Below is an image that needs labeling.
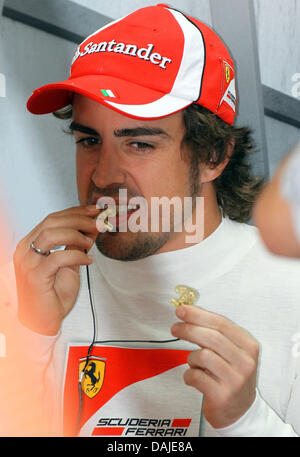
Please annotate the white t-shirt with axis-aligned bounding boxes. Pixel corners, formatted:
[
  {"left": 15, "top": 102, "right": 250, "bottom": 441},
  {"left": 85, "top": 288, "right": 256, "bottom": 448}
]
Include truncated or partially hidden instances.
[{"left": 1, "top": 217, "right": 300, "bottom": 437}]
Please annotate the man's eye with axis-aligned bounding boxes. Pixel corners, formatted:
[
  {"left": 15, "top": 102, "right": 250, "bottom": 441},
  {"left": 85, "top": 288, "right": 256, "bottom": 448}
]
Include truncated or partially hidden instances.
[
  {"left": 130, "top": 141, "right": 154, "bottom": 151},
  {"left": 76, "top": 137, "right": 100, "bottom": 148}
]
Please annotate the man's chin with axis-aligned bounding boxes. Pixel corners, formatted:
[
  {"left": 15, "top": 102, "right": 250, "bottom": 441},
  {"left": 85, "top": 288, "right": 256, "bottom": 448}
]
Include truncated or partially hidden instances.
[{"left": 94, "top": 230, "right": 170, "bottom": 261}]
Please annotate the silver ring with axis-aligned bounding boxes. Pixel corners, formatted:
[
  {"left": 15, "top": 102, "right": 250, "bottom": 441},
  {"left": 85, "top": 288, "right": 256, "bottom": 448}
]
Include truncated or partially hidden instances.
[{"left": 30, "top": 241, "right": 51, "bottom": 257}]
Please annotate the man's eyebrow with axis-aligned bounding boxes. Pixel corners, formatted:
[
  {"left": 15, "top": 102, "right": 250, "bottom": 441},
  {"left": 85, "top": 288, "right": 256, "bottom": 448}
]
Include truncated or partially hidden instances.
[
  {"left": 68, "top": 121, "right": 100, "bottom": 136},
  {"left": 114, "top": 127, "right": 170, "bottom": 138},
  {"left": 68, "top": 122, "right": 170, "bottom": 138}
]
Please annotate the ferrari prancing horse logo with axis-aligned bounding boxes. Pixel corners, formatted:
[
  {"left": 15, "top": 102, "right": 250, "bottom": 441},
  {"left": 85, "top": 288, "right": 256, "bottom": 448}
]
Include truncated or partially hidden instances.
[{"left": 79, "top": 356, "right": 106, "bottom": 399}]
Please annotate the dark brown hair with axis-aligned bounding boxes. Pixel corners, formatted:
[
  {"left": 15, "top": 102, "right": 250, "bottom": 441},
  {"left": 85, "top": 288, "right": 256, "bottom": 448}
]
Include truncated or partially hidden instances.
[
  {"left": 182, "top": 104, "right": 264, "bottom": 222},
  {"left": 54, "top": 103, "right": 263, "bottom": 223}
]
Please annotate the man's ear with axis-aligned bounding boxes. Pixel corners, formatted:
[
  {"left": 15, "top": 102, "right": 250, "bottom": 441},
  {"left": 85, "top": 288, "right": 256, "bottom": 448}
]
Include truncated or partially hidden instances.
[{"left": 201, "top": 139, "right": 235, "bottom": 183}]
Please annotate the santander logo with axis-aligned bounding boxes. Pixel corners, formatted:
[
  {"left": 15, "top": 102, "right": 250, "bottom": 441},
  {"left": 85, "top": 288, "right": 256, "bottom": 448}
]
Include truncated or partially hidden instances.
[{"left": 71, "top": 40, "right": 173, "bottom": 69}]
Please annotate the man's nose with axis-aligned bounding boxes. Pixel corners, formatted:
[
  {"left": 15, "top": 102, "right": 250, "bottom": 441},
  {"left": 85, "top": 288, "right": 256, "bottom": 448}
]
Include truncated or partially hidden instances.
[{"left": 92, "top": 143, "right": 126, "bottom": 188}]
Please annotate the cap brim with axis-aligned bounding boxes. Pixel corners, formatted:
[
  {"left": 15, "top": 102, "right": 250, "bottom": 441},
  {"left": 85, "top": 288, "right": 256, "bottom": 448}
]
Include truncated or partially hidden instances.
[{"left": 27, "top": 75, "right": 192, "bottom": 120}]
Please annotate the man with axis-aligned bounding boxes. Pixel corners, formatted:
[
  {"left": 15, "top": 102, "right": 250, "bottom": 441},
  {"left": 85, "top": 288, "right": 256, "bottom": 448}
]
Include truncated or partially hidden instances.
[
  {"left": 254, "top": 143, "right": 300, "bottom": 258},
  {"left": 8, "top": 4, "right": 300, "bottom": 437}
]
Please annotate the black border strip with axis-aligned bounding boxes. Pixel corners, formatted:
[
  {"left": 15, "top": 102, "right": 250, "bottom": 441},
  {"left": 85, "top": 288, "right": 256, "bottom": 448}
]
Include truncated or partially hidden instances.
[
  {"left": 2, "top": 0, "right": 111, "bottom": 44},
  {"left": 263, "top": 85, "right": 300, "bottom": 129},
  {"left": 2, "top": 5, "right": 85, "bottom": 43}
]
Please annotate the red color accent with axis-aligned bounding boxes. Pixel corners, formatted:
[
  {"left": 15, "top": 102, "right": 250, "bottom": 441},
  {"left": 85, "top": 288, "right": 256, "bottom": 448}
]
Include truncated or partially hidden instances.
[
  {"left": 171, "top": 418, "right": 192, "bottom": 428},
  {"left": 191, "top": 19, "right": 235, "bottom": 125},
  {"left": 63, "top": 345, "right": 190, "bottom": 437},
  {"left": 92, "top": 427, "right": 124, "bottom": 436}
]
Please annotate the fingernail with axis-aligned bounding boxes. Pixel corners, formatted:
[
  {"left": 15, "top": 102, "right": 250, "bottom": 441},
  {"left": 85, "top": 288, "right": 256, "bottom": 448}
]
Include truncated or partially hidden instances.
[{"left": 88, "top": 255, "right": 94, "bottom": 263}]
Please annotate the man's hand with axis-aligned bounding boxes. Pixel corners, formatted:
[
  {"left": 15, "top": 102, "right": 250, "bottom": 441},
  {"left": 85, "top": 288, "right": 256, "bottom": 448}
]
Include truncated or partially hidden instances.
[
  {"left": 13, "top": 205, "right": 100, "bottom": 336},
  {"left": 171, "top": 305, "right": 259, "bottom": 429}
]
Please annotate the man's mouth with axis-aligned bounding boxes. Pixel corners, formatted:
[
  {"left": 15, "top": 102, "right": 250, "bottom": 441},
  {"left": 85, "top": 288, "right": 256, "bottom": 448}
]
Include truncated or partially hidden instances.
[
  {"left": 96, "top": 202, "right": 140, "bottom": 214},
  {"left": 96, "top": 203, "right": 140, "bottom": 232}
]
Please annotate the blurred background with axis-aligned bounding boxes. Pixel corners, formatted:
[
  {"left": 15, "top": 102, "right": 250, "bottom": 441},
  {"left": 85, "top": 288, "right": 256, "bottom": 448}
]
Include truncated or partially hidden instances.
[{"left": 0, "top": 0, "right": 299, "bottom": 260}]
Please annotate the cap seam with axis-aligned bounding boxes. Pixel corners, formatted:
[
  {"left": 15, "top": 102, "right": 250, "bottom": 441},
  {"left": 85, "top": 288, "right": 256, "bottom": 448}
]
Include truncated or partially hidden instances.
[{"left": 166, "top": 6, "right": 206, "bottom": 102}]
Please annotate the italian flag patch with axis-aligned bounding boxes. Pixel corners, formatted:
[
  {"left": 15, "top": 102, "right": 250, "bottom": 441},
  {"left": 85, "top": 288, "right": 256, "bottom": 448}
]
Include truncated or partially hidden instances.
[{"left": 101, "top": 89, "right": 116, "bottom": 98}]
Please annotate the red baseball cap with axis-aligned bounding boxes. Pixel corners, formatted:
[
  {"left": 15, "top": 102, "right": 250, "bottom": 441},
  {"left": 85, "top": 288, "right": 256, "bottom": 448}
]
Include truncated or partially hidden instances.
[{"left": 27, "top": 4, "right": 237, "bottom": 124}]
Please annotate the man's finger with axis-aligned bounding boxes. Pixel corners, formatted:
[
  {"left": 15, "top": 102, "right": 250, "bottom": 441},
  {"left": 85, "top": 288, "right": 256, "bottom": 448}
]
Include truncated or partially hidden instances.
[
  {"left": 171, "top": 322, "right": 245, "bottom": 367},
  {"left": 31, "top": 249, "right": 93, "bottom": 280},
  {"left": 175, "top": 305, "right": 258, "bottom": 356},
  {"left": 21, "top": 205, "right": 100, "bottom": 242},
  {"left": 183, "top": 366, "right": 217, "bottom": 396},
  {"left": 27, "top": 228, "right": 94, "bottom": 256}
]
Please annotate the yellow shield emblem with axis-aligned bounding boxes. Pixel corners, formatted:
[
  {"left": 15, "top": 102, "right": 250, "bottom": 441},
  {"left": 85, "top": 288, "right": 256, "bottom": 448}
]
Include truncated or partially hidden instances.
[
  {"left": 225, "top": 65, "right": 230, "bottom": 83},
  {"left": 79, "top": 356, "right": 106, "bottom": 399}
]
